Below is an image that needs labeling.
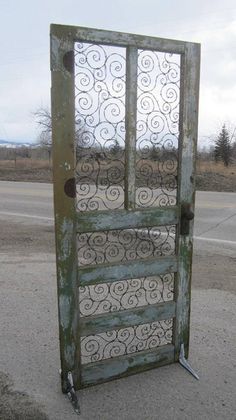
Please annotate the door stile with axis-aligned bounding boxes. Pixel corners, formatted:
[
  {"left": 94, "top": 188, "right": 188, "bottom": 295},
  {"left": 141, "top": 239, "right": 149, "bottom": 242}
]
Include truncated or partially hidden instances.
[
  {"left": 174, "top": 42, "right": 201, "bottom": 360},
  {"left": 125, "top": 46, "right": 138, "bottom": 210},
  {"left": 50, "top": 29, "right": 80, "bottom": 391},
  {"left": 51, "top": 24, "right": 200, "bottom": 396}
]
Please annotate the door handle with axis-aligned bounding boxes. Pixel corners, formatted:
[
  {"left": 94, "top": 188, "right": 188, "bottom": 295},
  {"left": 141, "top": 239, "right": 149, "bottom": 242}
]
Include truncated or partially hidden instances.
[{"left": 180, "top": 203, "right": 194, "bottom": 235}]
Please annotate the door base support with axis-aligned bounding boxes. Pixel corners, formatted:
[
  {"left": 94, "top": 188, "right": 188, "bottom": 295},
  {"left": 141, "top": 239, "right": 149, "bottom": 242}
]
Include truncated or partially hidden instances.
[
  {"left": 179, "top": 343, "right": 199, "bottom": 380},
  {"left": 59, "top": 370, "right": 80, "bottom": 414}
]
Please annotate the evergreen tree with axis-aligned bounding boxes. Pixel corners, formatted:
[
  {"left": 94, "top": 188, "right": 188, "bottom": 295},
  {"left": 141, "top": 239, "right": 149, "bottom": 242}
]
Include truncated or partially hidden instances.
[
  {"left": 111, "top": 139, "right": 123, "bottom": 157},
  {"left": 214, "top": 124, "right": 232, "bottom": 167}
]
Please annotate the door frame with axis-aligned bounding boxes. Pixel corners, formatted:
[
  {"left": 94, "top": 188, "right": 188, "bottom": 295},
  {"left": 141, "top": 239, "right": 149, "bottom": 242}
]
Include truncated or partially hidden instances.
[{"left": 50, "top": 24, "right": 200, "bottom": 392}]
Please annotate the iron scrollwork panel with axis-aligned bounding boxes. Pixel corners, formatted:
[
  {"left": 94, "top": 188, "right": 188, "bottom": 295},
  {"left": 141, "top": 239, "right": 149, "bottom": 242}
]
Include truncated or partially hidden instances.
[
  {"left": 81, "top": 319, "right": 173, "bottom": 364},
  {"left": 74, "top": 42, "right": 126, "bottom": 211},
  {"left": 79, "top": 273, "right": 174, "bottom": 317},
  {"left": 77, "top": 225, "right": 176, "bottom": 266},
  {"left": 136, "top": 50, "right": 180, "bottom": 208},
  {"left": 75, "top": 44, "right": 179, "bottom": 370}
]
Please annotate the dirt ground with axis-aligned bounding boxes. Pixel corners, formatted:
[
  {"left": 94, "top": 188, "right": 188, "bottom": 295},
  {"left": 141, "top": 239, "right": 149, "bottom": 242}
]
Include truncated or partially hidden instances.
[
  {"left": 0, "top": 372, "right": 48, "bottom": 420},
  {"left": 0, "top": 160, "right": 236, "bottom": 418},
  {"left": 0, "top": 220, "right": 236, "bottom": 419}
]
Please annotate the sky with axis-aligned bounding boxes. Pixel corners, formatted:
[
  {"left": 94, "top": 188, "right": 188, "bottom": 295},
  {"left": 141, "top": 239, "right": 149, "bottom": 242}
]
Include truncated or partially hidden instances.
[{"left": 1, "top": 0, "right": 236, "bottom": 147}]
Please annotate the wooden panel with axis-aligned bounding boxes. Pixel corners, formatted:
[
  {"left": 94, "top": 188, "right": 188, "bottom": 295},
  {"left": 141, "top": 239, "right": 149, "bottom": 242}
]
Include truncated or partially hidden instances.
[
  {"left": 77, "top": 206, "right": 178, "bottom": 232},
  {"left": 80, "top": 301, "right": 175, "bottom": 336},
  {"left": 125, "top": 46, "right": 137, "bottom": 209},
  {"left": 51, "top": 32, "right": 80, "bottom": 392},
  {"left": 51, "top": 24, "right": 187, "bottom": 53},
  {"left": 79, "top": 255, "right": 178, "bottom": 286},
  {"left": 80, "top": 344, "right": 174, "bottom": 388},
  {"left": 174, "top": 42, "right": 200, "bottom": 360}
]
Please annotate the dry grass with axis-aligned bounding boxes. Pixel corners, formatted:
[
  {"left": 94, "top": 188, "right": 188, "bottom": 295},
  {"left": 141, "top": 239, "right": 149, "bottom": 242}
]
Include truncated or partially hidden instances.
[
  {"left": 0, "top": 158, "right": 51, "bottom": 170},
  {"left": 0, "top": 156, "right": 236, "bottom": 191},
  {"left": 196, "top": 159, "right": 236, "bottom": 192},
  {"left": 0, "top": 158, "right": 52, "bottom": 182},
  {"left": 196, "top": 159, "right": 236, "bottom": 176}
]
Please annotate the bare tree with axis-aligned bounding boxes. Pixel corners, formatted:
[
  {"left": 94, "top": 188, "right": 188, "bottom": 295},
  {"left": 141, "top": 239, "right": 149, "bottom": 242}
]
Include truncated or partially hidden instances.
[
  {"left": 33, "top": 107, "right": 52, "bottom": 162},
  {"left": 33, "top": 107, "right": 52, "bottom": 144}
]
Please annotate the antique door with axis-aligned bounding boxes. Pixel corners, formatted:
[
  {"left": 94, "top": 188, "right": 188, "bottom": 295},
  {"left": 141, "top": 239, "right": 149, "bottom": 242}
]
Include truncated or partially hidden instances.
[{"left": 51, "top": 24, "right": 200, "bottom": 392}]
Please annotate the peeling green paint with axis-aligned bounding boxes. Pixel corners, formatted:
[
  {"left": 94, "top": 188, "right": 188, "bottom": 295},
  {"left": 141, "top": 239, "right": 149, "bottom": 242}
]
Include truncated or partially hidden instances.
[
  {"left": 51, "top": 27, "right": 80, "bottom": 392},
  {"left": 174, "top": 42, "right": 200, "bottom": 361},
  {"left": 58, "top": 218, "right": 73, "bottom": 262},
  {"left": 80, "top": 301, "right": 175, "bottom": 336},
  {"left": 64, "top": 342, "right": 76, "bottom": 365},
  {"left": 77, "top": 206, "right": 179, "bottom": 233},
  {"left": 59, "top": 295, "right": 71, "bottom": 330},
  {"left": 81, "top": 344, "right": 174, "bottom": 387},
  {"left": 51, "top": 24, "right": 200, "bottom": 391}
]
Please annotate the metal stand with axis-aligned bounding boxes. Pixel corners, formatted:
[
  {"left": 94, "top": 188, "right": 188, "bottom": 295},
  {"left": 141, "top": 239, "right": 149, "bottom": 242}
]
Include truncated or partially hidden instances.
[
  {"left": 67, "top": 372, "right": 80, "bottom": 414},
  {"left": 59, "top": 370, "right": 80, "bottom": 414},
  {"left": 179, "top": 344, "right": 199, "bottom": 380}
]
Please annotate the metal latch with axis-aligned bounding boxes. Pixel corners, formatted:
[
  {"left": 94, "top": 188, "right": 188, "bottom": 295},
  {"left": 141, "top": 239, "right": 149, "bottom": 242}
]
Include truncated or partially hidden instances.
[{"left": 180, "top": 203, "right": 194, "bottom": 235}]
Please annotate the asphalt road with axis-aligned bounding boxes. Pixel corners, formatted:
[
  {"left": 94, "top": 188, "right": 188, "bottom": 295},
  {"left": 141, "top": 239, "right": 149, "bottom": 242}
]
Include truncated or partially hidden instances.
[
  {"left": 0, "top": 180, "right": 236, "bottom": 253},
  {"left": 1, "top": 180, "right": 236, "bottom": 419}
]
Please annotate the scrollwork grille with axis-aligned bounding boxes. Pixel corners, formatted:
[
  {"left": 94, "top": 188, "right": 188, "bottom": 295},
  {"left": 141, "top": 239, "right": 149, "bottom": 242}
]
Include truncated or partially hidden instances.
[
  {"left": 136, "top": 50, "right": 180, "bottom": 208},
  {"left": 81, "top": 319, "right": 173, "bottom": 364},
  {"left": 74, "top": 43, "right": 126, "bottom": 211},
  {"left": 79, "top": 273, "right": 174, "bottom": 317},
  {"left": 73, "top": 41, "right": 181, "bottom": 377},
  {"left": 77, "top": 225, "right": 176, "bottom": 266}
]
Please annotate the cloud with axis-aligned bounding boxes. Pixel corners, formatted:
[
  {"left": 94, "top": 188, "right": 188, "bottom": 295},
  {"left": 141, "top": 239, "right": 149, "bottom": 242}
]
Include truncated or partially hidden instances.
[
  {"left": 192, "top": 20, "right": 236, "bottom": 139},
  {"left": 1, "top": 0, "right": 236, "bottom": 145},
  {"left": 0, "top": 56, "right": 50, "bottom": 141}
]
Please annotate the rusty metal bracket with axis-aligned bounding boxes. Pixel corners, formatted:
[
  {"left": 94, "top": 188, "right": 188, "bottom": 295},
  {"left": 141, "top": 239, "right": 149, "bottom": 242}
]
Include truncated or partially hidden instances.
[
  {"left": 59, "top": 369, "right": 80, "bottom": 414},
  {"left": 179, "top": 343, "right": 199, "bottom": 380},
  {"left": 180, "top": 203, "right": 194, "bottom": 235}
]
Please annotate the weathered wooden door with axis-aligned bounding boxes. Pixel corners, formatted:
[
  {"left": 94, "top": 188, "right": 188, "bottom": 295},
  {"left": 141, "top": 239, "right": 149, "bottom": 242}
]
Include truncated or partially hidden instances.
[{"left": 51, "top": 24, "right": 200, "bottom": 392}]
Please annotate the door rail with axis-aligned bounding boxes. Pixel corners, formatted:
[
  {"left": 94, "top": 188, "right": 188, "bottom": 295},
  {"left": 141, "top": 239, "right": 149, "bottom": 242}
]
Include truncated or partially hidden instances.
[
  {"left": 78, "top": 255, "right": 178, "bottom": 286},
  {"left": 77, "top": 206, "right": 179, "bottom": 233},
  {"left": 80, "top": 301, "right": 176, "bottom": 336},
  {"left": 81, "top": 344, "right": 175, "bottom": 387}
]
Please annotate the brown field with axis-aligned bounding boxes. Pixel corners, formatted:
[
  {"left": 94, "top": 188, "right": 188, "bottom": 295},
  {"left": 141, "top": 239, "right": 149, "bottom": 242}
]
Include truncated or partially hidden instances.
[
  {"left": 0, "top": 158, "right": 51, "bottom": 169},
  {"left": 0, "top": 156, "right": 236, "bottom": 192},
  {"left": 0, "top": 158, "right": 52, "bottom": 182},
  {"left": 196, "top": 159, "right": 236, "bottom": 176},
  {"left": 196, "top": 160, "right": 236, "bottom": 192}
]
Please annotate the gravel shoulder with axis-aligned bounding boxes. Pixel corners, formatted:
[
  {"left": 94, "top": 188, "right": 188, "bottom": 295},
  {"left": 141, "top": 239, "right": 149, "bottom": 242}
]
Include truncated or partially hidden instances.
[{"left": 0, "top": 221, "right": 236, "bottom": 420}]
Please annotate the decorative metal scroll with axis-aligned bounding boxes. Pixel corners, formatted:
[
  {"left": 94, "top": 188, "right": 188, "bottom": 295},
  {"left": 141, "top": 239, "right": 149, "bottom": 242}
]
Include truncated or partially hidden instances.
[
  {"left": 74, "top": 43, "right": 179, "bottom": 376},
  {"left": 75, "top": 45, "right": 180, "bottom": 211},
  {"left": 51, "top": 23, "right": 200, "bottom": 399},
  {"left": 81, "top": 319, "right": 173, "bottom": 364},
  {"left": 136, "top": 51, "right": 180, "bottom": 208},
  {"left": 77, "top": 225, "right": 176, "bottom": 266},
  {"left": 74, "top": 43, "right": 126, "bottom": 211},
  {"left": 79, "top": 273, "right": 174, "bottom": 317}
]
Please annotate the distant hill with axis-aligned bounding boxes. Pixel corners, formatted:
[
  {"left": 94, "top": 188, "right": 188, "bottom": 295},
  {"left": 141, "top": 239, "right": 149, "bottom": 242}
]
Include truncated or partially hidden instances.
[{"left": 0, "top": 139, "right": 39, "bottom": 148}]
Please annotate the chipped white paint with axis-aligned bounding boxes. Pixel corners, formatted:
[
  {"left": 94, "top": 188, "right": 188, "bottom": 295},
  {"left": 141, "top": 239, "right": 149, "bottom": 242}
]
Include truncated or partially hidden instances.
[
  {"left": 51, "top": 24, "right": 200, "bottom": 390},
  {"left": 64, "top": 162, "right": 71, "bottom": 171},
  {"left": 59, "top": 218, "right": 73, "bottom": 261},
  {"left": 59, "top": 294, "right": 71, "bottom": 330},
  {"left": 64, "top": 342, "right": 76, "bottom": 365}
]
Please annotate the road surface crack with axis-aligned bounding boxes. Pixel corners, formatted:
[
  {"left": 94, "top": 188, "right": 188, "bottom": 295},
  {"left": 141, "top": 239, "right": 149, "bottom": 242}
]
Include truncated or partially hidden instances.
[{"left": 197, "top": 211, "right": 236, "bottom": 237}]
